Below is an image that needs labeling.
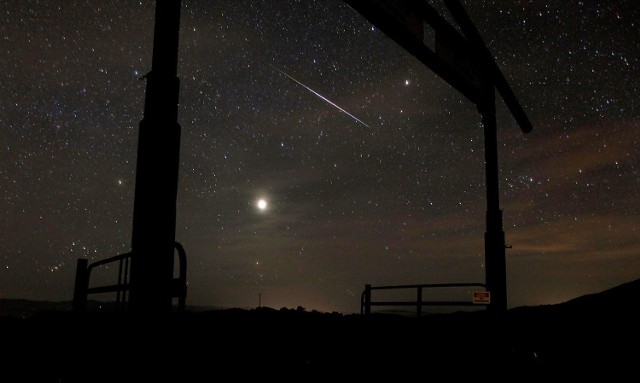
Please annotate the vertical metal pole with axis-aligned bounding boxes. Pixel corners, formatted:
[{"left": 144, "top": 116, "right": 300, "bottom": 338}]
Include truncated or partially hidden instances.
[
  {"left": 479, "top": 83, "right": 507, "bottom": 312},
  {"left": 129, "top": 0, "right": 182, "bottom": 313},
  {"left": 72, "top": 258, "right": 89, "bottom": 312},
  {"left": 116, "top": 258, "right": 124, "bottom": 309},
  {"left": 363, "top": 284, "right": 372, "bottom": 315},
  {"left": 123, "top": 257, "right": 130, "bottom": 309}
]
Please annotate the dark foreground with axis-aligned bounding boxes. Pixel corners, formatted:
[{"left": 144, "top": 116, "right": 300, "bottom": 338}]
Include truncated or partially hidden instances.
[{"left": 1, "top": 303, "right": 638, "bottom": 382}]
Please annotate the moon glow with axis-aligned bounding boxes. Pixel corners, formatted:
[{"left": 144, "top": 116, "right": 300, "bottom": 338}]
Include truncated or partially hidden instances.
[{"left": 257, "top": 199, "right": 267, "bottom": 210}]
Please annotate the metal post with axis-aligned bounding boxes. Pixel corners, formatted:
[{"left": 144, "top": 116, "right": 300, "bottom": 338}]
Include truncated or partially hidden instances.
[
  {"left": 479, "top": 83, "right": 507, "bottom": 312},
  {"left": 129, "top": 0, "right": 183, "bottom": 313},
  {"left": 72, "top": 258, "right": 89, "bottom": 312},
  {"left": 364, "top": 284, "right": 372, "bottom": 315}
]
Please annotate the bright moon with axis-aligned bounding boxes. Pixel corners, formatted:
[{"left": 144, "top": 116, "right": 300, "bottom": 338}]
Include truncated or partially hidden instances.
[{"left": 257, "top": 199, "right": 267, "bottom": 210}]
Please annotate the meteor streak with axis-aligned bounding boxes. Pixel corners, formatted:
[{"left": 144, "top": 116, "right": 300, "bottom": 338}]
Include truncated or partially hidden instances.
[{"left": 270, "top": 64, "right": 370, "bottom": 128}]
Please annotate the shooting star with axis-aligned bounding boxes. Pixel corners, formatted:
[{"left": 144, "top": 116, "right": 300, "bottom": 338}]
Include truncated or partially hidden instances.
[{"left": 270, "top": 64, "right": 370, "bottom": 128}]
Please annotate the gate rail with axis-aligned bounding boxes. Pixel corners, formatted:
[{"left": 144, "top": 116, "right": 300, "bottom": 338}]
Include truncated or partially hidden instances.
[
  {"left": 72, "top": 242, "right": 187, "bottom": 312},
  {"left": 361, "top": 282, "right": 487, "bottom": 317}
]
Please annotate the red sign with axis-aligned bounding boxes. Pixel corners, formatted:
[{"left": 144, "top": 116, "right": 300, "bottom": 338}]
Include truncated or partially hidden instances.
[{"left": 472, "top": 291, "right": 490, "bottom": 304}]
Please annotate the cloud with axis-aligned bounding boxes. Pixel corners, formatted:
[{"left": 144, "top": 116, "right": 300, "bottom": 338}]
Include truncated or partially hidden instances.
[{"left": 508, "top": 212, "right": 640, "bottom": 264}]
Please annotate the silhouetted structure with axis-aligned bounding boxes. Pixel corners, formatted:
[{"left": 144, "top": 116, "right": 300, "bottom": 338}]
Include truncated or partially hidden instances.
[
  {"left": 345, "top": 0, "right": 532, "bottom": 312},
  {"left": 127, "top": 0, "right": 183, "bottom": 312},
  {"left": 72, "top": 0, "right": 185, "bottom": 313},
  {"left": 71, "top": 0, "right": 531, "bottom": 314}
]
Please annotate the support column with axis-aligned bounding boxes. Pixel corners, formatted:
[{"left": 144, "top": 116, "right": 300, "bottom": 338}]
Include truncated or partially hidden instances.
[
  {"left": 128, "top": 0, "right": 182, "bottom": 313},
  {"left": 363, "top": 284, "right": 372, "bottom": 315},
  {"left": 72, "top": 258, "right": 89, "bottom": 312},
  {"left": 479, "top": 84, "right": 507, "bottom": 313}
]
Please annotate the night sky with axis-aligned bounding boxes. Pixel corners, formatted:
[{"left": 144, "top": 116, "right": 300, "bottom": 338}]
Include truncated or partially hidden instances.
[{"left": 1, "top": 0, "right": 638, "bottom": 314}]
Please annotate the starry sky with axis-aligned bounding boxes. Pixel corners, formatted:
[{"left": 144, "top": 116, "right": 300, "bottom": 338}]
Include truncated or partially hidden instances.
[{"left": 1, "top": 0, "right": 638, "bottom": 314}]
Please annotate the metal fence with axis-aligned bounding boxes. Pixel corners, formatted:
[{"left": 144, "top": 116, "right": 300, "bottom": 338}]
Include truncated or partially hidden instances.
[
  {"left": 361, "top": 282, "right": 488, "bottom": 317},
  {"left": 72, "top": 242, "right": 187, "bottom": 312}
]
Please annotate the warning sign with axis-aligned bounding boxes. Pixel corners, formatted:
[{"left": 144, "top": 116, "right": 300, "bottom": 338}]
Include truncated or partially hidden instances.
[{"left": 472, "top": 291, "right": 490, "bottom": 304}]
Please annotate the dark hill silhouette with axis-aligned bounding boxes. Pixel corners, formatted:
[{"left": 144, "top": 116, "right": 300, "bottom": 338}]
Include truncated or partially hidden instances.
[
  {"left": 4, "top": 278, "right": 640, "bottom": 319},
  {"left": 507, "top": 277, "right": 640, "bottom": 318},
  {"left": 1, "top": 279, "right": 639, "bottom": 381},
  {"left": 0, "top": 298, "right": 71, "bottom": 318},
  {"left": 563, "top": 277, "right": 640, "bottom": 312}
]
